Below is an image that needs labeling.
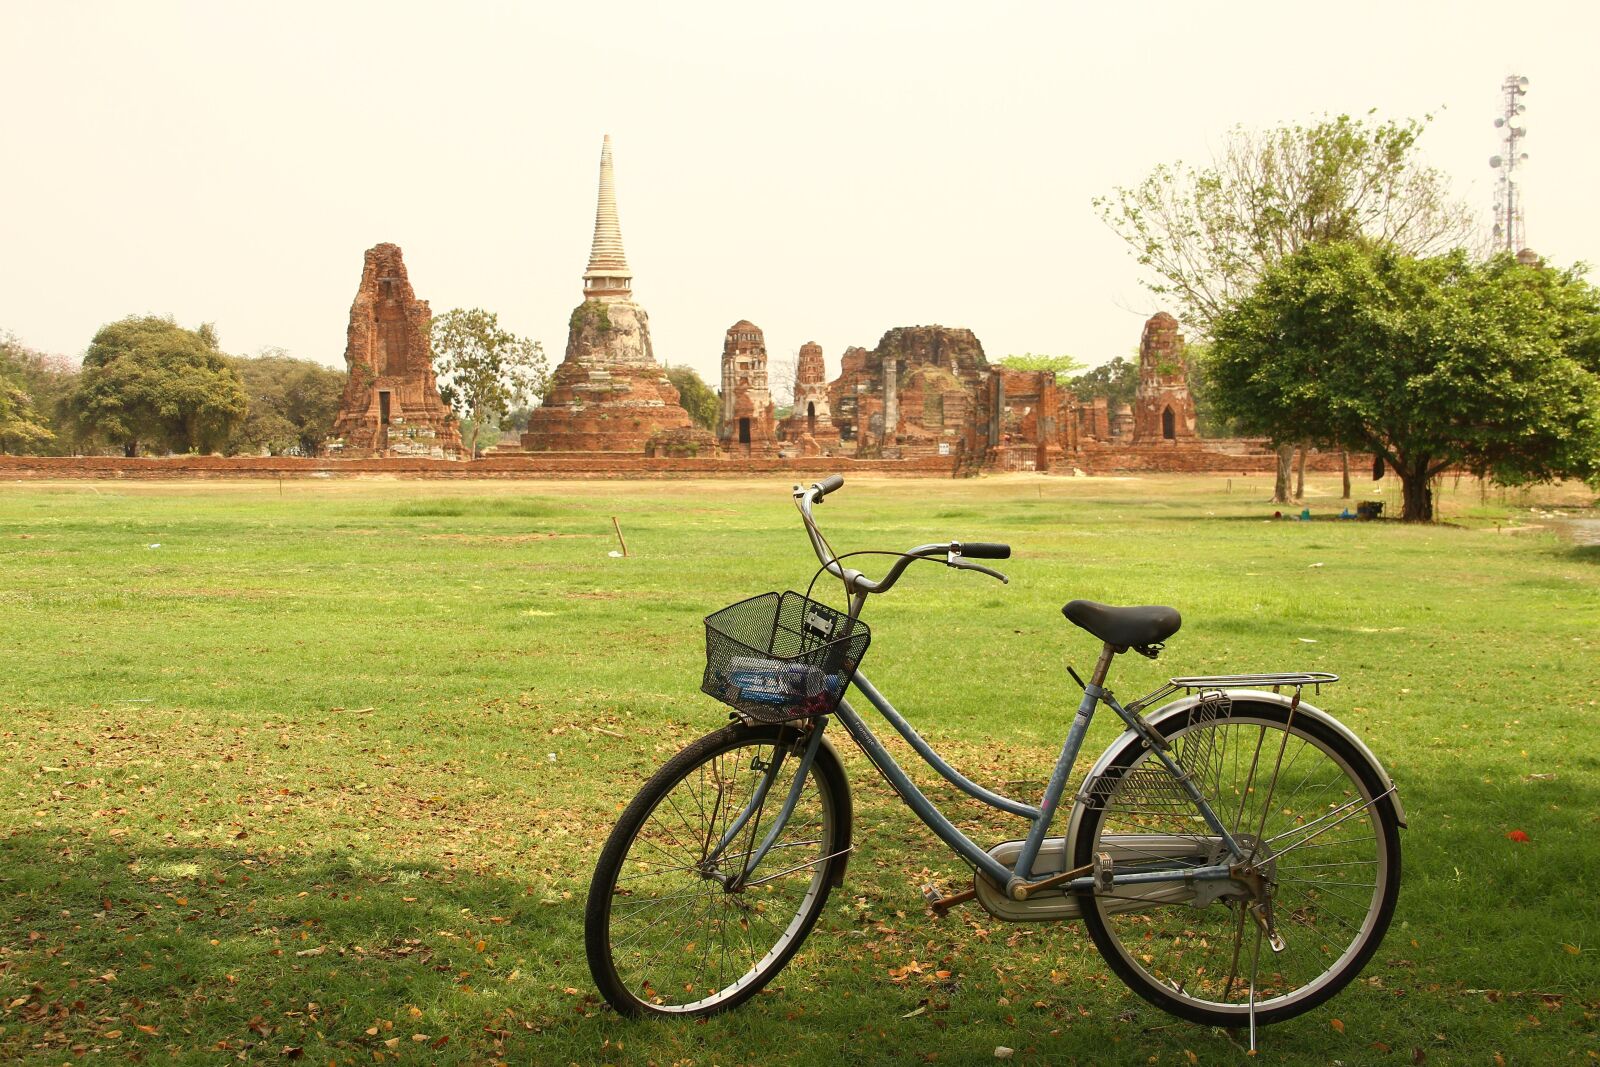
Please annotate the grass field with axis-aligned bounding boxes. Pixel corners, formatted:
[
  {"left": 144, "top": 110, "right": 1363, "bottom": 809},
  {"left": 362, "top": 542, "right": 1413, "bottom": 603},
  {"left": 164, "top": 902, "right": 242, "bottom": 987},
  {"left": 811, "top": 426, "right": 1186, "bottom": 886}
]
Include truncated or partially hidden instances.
[{"left": 0, "top": 472, "right": 1596, "bottom": 1066}]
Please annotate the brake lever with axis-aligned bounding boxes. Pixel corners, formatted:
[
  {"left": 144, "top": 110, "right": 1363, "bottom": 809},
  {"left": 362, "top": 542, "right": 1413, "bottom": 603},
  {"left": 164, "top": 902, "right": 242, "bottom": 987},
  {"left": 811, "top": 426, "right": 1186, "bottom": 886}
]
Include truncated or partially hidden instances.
[{"left": 948, "top": 559, "right": 1009, "bottom": 584}]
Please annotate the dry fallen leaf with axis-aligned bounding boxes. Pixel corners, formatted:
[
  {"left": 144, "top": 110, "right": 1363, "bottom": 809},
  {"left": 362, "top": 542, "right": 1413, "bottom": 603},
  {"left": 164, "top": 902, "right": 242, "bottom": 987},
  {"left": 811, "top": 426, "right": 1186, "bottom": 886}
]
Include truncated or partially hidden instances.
[{"left": 1331, "top": 1018, "right": 1345, "bottom": 1034}]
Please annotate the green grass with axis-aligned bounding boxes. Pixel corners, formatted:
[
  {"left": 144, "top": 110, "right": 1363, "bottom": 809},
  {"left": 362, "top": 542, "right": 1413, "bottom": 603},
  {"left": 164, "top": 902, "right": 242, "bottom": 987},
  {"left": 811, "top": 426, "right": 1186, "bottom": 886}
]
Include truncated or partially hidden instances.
[{"left": 0, "top": 473, "right": 1596, "bottom": 1065}]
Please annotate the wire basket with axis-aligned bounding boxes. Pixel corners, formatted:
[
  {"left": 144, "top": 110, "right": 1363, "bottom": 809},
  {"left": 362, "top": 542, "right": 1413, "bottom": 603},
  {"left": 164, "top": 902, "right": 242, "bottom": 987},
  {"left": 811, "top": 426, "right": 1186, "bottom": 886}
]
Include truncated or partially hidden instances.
[{"left": 702, "top": 592, "right": 871, "bottom": 724}]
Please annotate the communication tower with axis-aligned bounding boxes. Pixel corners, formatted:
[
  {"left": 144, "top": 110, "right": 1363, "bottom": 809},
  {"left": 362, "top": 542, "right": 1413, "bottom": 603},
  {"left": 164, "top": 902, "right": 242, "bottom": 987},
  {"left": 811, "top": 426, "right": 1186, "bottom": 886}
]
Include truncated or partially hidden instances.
[{"left": 1489, "top": 74, "right": 1529, "bottom": 253}]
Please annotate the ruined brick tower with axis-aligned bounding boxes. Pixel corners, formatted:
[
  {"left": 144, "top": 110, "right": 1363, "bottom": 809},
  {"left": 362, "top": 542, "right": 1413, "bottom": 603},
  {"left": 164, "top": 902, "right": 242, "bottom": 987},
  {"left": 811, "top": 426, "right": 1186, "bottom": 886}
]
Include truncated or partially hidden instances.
[
  {"left": 718, "top": 320, "right": 777, "bottom": 454},
  {"left": 330, "top": 243, "right": 462, "bottom": 457},
  {"left": 778, "top": 341, "right": 837, "bottom": 451},
  {"left": 520, "top": 136, "right": 695, "bottom": 452},
  {"left": 1132, "top": 312, "right": 1197, "bottom": 443}
]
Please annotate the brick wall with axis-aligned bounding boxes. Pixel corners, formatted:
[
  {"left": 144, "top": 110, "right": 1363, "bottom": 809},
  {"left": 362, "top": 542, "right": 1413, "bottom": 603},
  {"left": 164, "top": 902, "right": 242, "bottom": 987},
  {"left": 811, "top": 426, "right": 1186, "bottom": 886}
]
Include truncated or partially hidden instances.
[
  {"left": 0, "top": 445, "right": 1363, "bottom": 481},
  {"left": 0, "top": 454, "right": 963, "bottom": 480}
]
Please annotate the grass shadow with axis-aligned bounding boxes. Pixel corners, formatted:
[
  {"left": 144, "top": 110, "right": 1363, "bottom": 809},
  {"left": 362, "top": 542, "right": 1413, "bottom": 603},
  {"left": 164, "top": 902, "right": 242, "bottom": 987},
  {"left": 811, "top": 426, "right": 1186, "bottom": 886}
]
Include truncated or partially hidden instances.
[{"left": 0, "top": 831, "right": 576, "bottom": 1064}]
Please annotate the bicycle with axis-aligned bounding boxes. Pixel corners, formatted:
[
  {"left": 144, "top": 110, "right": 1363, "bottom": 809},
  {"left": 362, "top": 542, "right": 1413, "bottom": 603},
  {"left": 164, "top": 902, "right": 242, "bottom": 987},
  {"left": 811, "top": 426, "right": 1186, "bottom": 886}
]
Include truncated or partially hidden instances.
[{"left": 584, "top": 476, "right": 1405, "bottom": 1048}]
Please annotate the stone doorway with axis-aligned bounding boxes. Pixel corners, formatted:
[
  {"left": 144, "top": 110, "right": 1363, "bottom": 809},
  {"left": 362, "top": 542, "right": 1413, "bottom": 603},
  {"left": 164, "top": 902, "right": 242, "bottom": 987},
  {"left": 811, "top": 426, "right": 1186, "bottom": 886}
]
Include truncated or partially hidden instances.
[
  {"left": 807, "top": 402, "right": 816, "bottom": 434},
  {"left": 738, "top": 417, "right": 751, "bottom": 445},
  {"left": 1162, "top": 406, "right": 1175, "bottom": 440},
  {"left": 379, "top": 391, "right": 392, "bottom": 450}
]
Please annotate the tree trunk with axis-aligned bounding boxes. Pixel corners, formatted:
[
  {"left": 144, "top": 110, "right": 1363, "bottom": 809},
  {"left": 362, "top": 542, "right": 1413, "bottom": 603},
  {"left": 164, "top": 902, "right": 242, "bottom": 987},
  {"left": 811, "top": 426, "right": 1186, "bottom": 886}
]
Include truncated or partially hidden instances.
[
  {"left": 1399, "top": 461, "right": 1434, "bottom": 522},
  {"left": 1340, "top": 451, "right": 1351, "bottom": 499},
  {"left": 1294, "top": 445, "right": 1307, "bottom": 499},
  {"left": 1272, "top": 443, "right": 1293, "bottom": 504}
]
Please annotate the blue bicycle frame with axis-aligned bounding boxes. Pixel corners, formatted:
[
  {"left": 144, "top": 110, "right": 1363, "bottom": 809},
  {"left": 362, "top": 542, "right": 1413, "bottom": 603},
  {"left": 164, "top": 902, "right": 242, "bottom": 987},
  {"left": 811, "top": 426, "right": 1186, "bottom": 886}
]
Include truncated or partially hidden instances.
[
  {"left": 827, "top": 656, "right": 1247, "bottom": 898},
  {"left": 712, "top": 645, "right": 1250, "bottom": 900}
]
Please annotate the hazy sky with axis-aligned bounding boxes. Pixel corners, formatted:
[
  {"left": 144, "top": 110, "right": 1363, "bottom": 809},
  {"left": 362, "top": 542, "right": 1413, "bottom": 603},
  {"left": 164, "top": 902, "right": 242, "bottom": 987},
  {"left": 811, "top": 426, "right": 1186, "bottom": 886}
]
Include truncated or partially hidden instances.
[{"left": 3, "top": 2, "right": 1596, "bottom": 385}]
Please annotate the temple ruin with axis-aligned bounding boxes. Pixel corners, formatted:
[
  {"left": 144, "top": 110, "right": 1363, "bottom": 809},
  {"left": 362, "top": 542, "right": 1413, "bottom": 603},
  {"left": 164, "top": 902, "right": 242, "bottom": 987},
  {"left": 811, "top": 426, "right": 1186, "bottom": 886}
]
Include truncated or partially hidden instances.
[
  {"left": 518, "top": 136, "right": 700, "bottom": 453},
  {"left": 1132, "top": 311, "right": 1198, "bottom": 443},
  {"left": 718, "top": 320, "right": 777, "bottom": 455},
  {"left": 776, "top": 341, "right": 838, "bottom": 455},
  {"left": 329, "top": 243, "right": 461, "bottom": 458},
  {"left": 313, "top": 135, "right": 1318, "bottom": 478},
  {"left": 827, "top": 326, "right": 987, "bottom": 459}
]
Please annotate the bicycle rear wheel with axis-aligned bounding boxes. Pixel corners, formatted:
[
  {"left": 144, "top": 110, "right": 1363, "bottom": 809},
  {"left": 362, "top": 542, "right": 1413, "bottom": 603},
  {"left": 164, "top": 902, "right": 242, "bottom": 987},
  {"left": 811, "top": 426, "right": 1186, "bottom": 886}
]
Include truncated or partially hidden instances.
[
  {"left": 1074, "top": 700, "right": 1401, "bottom": 1027},
  {"left": 585, "top": 720, "right": 851, "bottom": 1016}
]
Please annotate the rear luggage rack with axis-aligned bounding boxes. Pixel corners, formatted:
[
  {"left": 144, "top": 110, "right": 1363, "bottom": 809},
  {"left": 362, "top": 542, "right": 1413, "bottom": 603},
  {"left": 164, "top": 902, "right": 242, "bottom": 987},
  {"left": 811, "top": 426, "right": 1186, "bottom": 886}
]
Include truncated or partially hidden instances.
[
  {"left": 1126, "top": 672, "right": 1339, "bottom": 715},
  {"left": 1168, "top": 672, "right": 1339, "bottom": 689}
]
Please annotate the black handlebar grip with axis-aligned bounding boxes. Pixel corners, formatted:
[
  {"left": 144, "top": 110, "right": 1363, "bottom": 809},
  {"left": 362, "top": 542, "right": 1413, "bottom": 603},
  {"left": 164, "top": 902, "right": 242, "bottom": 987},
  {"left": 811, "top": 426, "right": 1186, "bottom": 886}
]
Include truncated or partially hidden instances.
[
  {"left": 816, "top": 474, "right": 845, "bottom": 498},
  {"left": 960, "top": 542, "right": 1011, "bottom": 560}
]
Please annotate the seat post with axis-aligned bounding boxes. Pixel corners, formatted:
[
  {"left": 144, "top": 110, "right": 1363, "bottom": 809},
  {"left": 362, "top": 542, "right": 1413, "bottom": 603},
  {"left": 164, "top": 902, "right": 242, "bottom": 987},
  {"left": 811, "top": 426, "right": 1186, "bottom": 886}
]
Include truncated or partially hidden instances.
[{"left": 1088, "top": 642, "right": 1118, "bottom": 690}]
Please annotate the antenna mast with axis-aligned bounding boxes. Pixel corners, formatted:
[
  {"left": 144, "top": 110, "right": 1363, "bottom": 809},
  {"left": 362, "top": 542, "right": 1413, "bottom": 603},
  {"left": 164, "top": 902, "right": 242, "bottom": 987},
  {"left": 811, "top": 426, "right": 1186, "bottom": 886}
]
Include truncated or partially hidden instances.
[{"left": 1489, "top": 74, "right": 1530, "bottom": 254}]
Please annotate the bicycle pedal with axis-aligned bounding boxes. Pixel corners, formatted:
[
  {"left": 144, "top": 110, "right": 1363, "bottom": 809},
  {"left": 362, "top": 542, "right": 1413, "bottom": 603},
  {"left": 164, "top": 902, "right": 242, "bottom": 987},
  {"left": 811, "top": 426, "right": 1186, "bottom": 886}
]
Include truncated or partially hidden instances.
[{"left": 922, "top": 883, "right": 976, "bottom": 918}]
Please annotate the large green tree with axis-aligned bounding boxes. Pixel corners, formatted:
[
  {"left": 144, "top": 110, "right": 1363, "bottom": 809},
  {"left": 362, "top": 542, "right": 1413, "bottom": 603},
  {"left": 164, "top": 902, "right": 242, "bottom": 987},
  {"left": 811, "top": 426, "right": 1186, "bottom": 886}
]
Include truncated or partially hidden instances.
[
  {"left": 1066, "top": 356, "right": 1136, "bottom": 413},
  {"left": 663, "top": 364, "right": 719, "bottom": 432},
  {"left": 999, "top": 353, "right": 1083, "bottom": 375},
  {"left": 1209, "top": 242, "right": 1600, "bottom": 522},
  {"left": 1096, "top": 113, "right": 1477, "bottom": 501},
  {"left": 69, "top": 316, "right": 247, "bottom": 456},
  {"left": 430, "top": 308, "right": 547, "bottom": 458},
  {"left": 227, "top": 350, "right": 346, "bottom": 456}
]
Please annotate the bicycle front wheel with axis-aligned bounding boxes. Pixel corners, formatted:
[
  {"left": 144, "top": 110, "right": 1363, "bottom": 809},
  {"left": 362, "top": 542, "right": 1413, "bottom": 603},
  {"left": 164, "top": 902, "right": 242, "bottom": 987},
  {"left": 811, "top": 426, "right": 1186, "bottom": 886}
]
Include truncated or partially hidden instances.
[
  {"left": 1074, "top": 700, "right": 1401, "bottom": 1027},
  {"left": 585, "top": 720, "right": 851, "bottom": 1017}
]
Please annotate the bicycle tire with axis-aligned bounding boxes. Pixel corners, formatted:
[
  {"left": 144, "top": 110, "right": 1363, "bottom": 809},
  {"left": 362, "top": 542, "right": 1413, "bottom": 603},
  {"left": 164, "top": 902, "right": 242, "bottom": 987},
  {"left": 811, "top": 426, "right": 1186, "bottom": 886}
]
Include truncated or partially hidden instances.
[
  {"left": 585, "top": 720, "right": 852, "bottom": 1017},
  {"left": 1073, "top": 700, "right": 1401, "bottom": 1027}
]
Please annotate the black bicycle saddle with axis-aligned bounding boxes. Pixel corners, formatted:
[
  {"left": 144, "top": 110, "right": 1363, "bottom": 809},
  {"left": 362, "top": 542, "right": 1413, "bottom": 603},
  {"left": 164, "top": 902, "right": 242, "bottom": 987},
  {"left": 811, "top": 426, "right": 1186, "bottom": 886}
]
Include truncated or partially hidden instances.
[{"left": 1061, "top": 599, "right": 1182, "bottom": 648}]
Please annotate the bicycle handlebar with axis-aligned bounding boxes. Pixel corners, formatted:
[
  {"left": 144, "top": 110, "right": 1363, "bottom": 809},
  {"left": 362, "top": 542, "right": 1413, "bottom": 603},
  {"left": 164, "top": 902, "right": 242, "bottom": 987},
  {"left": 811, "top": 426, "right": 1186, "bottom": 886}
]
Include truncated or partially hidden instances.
[{"left": 794, "top": 476, "right": 1010, "bottom": 595}]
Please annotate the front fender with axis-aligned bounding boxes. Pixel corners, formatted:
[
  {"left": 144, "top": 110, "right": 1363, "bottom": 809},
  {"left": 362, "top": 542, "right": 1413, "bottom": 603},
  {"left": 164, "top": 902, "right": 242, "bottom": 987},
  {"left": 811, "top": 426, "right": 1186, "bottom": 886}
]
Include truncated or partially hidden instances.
[
  {"left": 815, "top": 731, "right": 854, "bottom": 885},
  {"left": 1064, "top": 689, "right": 1407, "bottom": 854}
]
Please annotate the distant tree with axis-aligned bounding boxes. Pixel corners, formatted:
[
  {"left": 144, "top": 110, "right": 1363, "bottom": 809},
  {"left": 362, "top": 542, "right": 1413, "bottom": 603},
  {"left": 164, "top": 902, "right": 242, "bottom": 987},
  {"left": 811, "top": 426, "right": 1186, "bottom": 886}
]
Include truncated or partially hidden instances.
[
  {"left": 1096, "top": 113, "right": 1478, "bottom": 501},
  {"left": 1096, "top": 113, "right": 1476, "bottom": 330},
  {"left": 1210, "top": 242, "right": 1600, "bottom": 522},
  {"left": 227, "top": 350, "right": 346, "bottom": 455},
  {"left": 999, "top": 353, "right": 1083, "bottom": 375},
  {"left": 69, "top": 316, "right": 247, "bottom": 456},
  {"left": 0, "top": 370, "right": 53, "bottom": 454},
  {"left": 0, "top": 333, "right": 75, "bottom": 454},
  {"left": 1066, "top": 356, "right": 1137, "bottom": 412},
  {"left": 664, "top": 364, "right": 720, "bottom": 432},
  {"left": 1180, "top": 341, "right": 1241, "bottom": 438},
  {"left": 768, "top": 353, "right": 797, "bottom": 411},
  {"left": 430, "top": 308, "right": 547, "bottom": 459},
  {"left": 500, "top": 404, "right": 535, "bottom": 433}
]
